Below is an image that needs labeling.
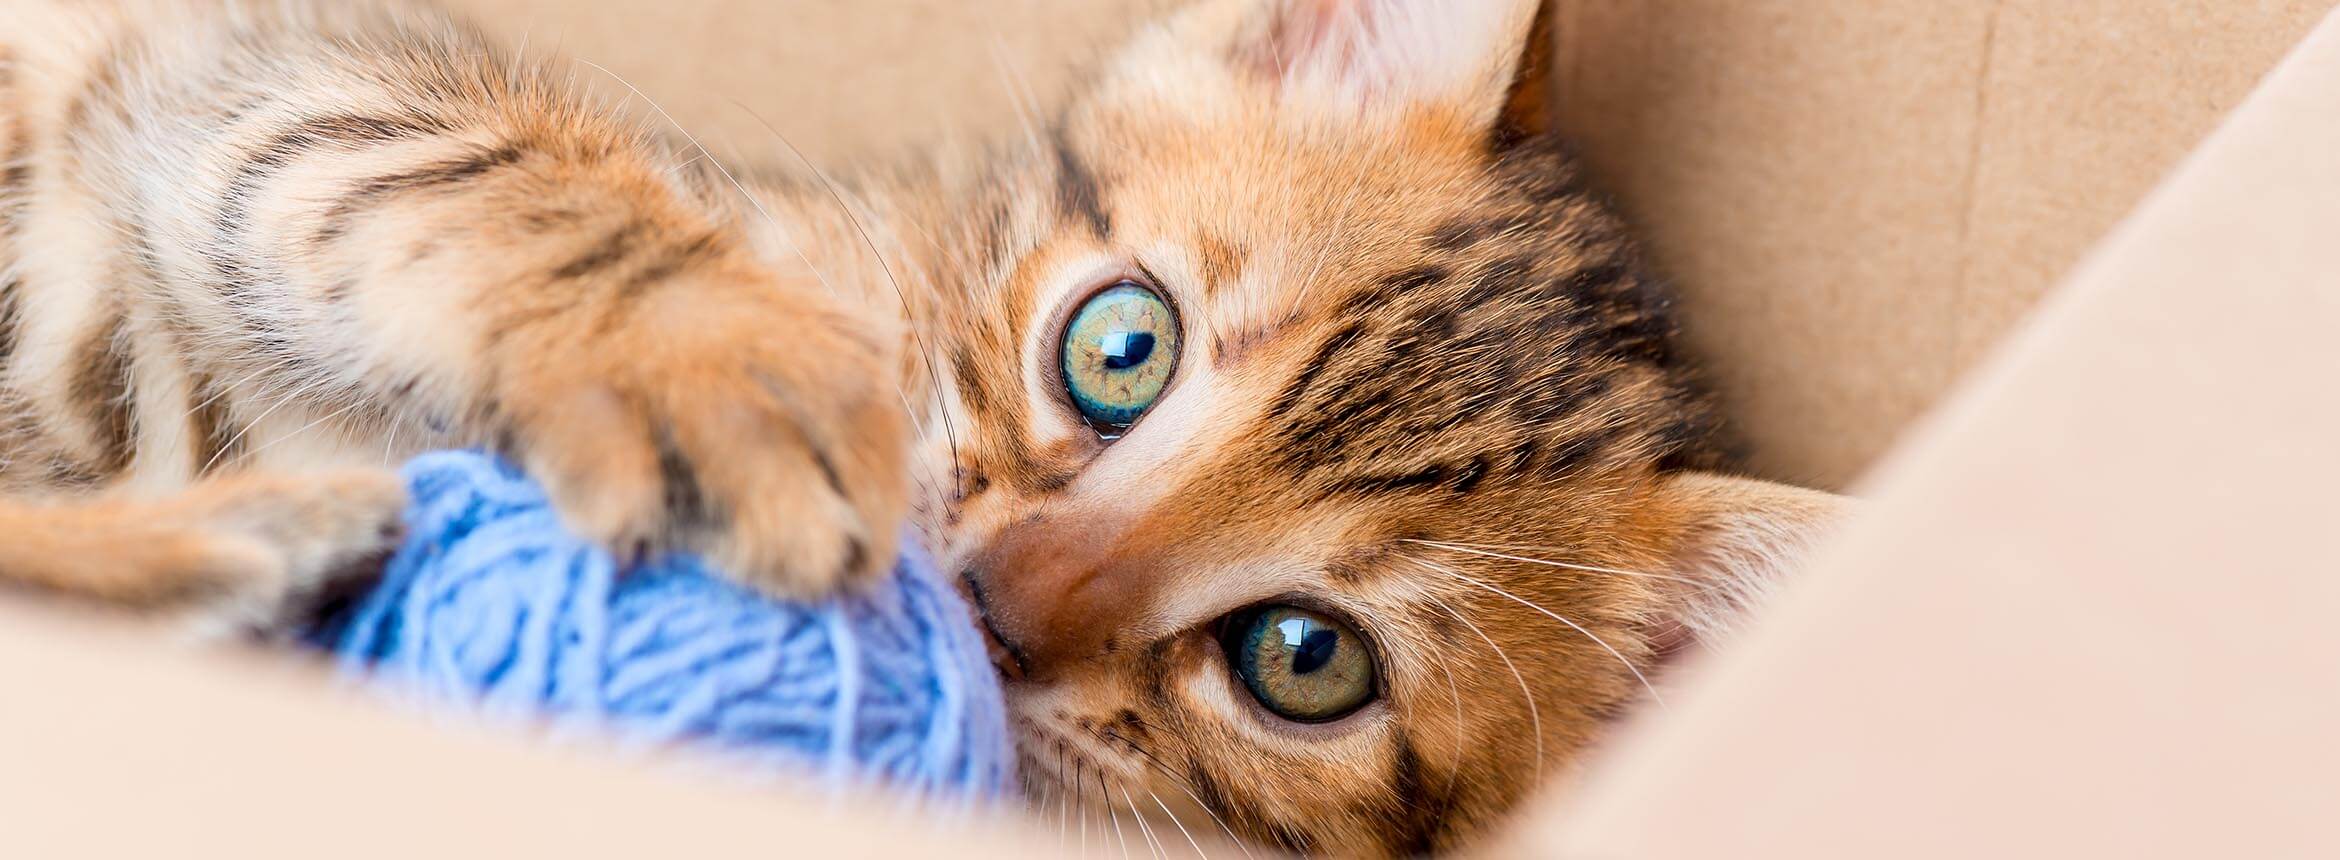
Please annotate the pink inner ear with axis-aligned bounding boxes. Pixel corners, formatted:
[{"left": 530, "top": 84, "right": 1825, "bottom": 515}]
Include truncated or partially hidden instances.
[{"left": 1246, "top": 0, "right": 1387, "bottom": 85}]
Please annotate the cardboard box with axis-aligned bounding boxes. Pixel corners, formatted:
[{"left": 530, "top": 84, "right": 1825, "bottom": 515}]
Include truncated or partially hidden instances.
[{"left": 3, "top": 1, "right": 2334, "bottom": 856}]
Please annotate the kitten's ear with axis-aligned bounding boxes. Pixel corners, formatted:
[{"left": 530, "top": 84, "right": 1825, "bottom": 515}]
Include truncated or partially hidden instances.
[
  {"left": 1645, "top": 472, "right": 1851, "bottom": 656},
  {"left": 1224, "top": 0, "right": 1554, "bottom": 139}
]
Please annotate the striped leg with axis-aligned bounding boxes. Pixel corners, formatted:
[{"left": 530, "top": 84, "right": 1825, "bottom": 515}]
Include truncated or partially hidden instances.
[{"left": 0, "top": 468, "right": 404, "bottom": 639}]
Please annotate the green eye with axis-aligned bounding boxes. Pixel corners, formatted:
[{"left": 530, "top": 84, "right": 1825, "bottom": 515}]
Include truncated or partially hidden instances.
[
  {"left": 1224, "top": 605, "right": 1378, "bottom": 723},
  {"left": 1059, "top": 281, "right": 1180, "bottom": 431}
]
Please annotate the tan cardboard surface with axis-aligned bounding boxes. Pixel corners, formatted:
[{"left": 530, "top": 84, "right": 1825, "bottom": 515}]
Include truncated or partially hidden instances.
[
  {"left": 1550, "top": 0, "right": 2329, "bottom": 486},
  {"left": 454, "top": 0, "right": 1173, "bottom": 165},
  {"left": 1525, "top": 8, "right": 2340, "bottom": 857},
  {"left": 0, "top": 602, "right": 1065, "bottom": 858}
]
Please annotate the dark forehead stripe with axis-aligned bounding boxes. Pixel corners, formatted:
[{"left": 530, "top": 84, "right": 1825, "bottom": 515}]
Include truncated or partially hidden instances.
[
  {"left": 1047, "top": 125, "right": 1111, "bottom": 237},
  {"left": 1197, "top": 231, "right": 1246, "bottom": 295},
  {"left": 1336, "top": 264, "right": 1448, "bottom": 318},
  {"left": 1264, "top": 320, "right": 1367, "bottom": 423},
  {"left": 948, "top": 343, "right": 994, "bottom": 416},
  {"left": 1260, "top": 140, "right": 1721, "bottom": 499}
]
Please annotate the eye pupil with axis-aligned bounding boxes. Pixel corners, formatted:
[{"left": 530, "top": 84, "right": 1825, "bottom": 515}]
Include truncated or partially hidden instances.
[
  {"left": 1099, "top": 330, "right": 1155, "bottom": 369},
  {"left": 1060, "top": 282, "right": 1180, "bottom": 431},
  {"left": 1291, "top": 626, "right": 1339, "bottom": 674},
  {"left": 1226, "top": 605, "right": 1377, "bottom": 723}
]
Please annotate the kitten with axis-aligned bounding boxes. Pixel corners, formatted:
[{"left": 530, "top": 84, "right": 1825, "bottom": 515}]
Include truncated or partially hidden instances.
[{"left": 0, "top": 0, "right": 1845, "bottom": 854}]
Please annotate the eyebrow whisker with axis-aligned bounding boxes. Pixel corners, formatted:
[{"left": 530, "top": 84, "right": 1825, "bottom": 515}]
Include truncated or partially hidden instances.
[
  {"left": 1415, "top": 556, "right": 1668, "bottom": 710},
  {"left": 1428, "top": 635, "right": 1471, "bottom": 803},
  {"left": 1404, "top": 539, "right": 1718, "bottom": 592}
]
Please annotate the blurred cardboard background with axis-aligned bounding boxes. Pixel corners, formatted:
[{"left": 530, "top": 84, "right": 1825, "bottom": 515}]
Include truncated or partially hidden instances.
[
  {"left": 1532, "top": 6, "right": 2340, "bottom": 853},
  {"left": 1548, "top": 0, "right": 2327, "bottom": 486}
]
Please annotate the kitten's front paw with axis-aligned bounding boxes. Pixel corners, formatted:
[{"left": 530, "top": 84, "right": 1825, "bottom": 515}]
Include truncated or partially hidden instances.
[{"left": 496, "top": 272, "right": 911, "bottom": 598}]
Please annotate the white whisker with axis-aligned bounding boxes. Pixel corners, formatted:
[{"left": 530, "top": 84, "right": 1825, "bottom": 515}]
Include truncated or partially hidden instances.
[
  {"left": 1147, "top": 788, "right": 1209, "bottom": 860},
  {"left": 1104, "top": 768, "right": 1131, "bottom": 860},
  {"left": 729, "top": 99, "right": 967, "bottom": 498},
  {"left": 574, "top": 59, "right": 839, "bottom": 299},
  {"left": 1415, "top": 556, "right": 1667, "bottom": 709},
  {"left": 1296, "top": 180, "right": 1364, "bottom": 309},
  {"left": 199, "top": 371, "right": 337, "bottom": 474},
  {"left": 1161, "top": 774, "right": 1253, "bottom": 859},
  {"left": 186, "top": 360, "right": 281, "bottom": 417},
  {"left": 1118, "top": 781, "right": 1168, "bottom": 860},
  {"left": 1428, "top": 634, "right": 1470, "bottom": 802},
  {"left": 1421, "top": 585, "right": 1544, "bottom": 787},
  {"left": 1119, "top": 739, "right": 1252, "bottom": 860},
  {"left": 1405, "top": 539, "right": 1718, "bottom": 591},
  {"left": 1058, "top": 743, "right": 1073, "bottom": 855},
  {"left": 236, "top": 394, "right": 371, "bottom": 463},
  {"left": 986, "top": 38, "right": 1051, "bottom": 159},
  {"left": 379, "top": 404, "right": 403, "bottom": 467}
]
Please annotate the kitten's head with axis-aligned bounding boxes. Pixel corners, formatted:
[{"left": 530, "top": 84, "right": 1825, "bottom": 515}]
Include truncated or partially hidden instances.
[{"left": 907, "top": 0, "right": 1845, "bottom": 854}]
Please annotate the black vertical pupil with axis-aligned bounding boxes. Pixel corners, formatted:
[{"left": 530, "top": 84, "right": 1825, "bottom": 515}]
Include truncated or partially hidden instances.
[
  {"left": 1101, "top": 330, "right": 1155, "bottom": 370},
  {"left": 1291, "top": 626, "right": 1340, "bottom": 674}
]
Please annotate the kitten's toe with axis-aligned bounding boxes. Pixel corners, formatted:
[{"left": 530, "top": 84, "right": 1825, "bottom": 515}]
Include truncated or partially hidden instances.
[
  {"left": 168, "top": 468, "right": 409, "bottom": 639},
  {"left": 501, "top": 271, "right": 910, "bottom": 599},
  {"left": 701, "top": 436, "right": 899, "bottom": 597}
]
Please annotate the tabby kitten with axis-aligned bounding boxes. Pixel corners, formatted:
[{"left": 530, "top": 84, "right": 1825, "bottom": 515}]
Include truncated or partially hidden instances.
[{"left": 0, "top": 0, "right": 1843, "bottom": 855}]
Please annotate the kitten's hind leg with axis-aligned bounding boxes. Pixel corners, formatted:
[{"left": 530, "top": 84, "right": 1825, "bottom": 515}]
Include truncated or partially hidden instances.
[{"left": 0, "top": 469, "right": 407, "bottom": 640}]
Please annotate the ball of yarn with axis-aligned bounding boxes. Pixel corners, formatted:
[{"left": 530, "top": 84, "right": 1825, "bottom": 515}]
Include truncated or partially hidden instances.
[{"left": 311, "top": 451, "right": 1012, "bottom": 803}]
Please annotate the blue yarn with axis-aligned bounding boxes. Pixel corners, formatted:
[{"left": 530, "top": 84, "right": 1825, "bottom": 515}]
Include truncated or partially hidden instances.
[{"left": 310, "top": 450, "right": 1013, "bottom": 803}]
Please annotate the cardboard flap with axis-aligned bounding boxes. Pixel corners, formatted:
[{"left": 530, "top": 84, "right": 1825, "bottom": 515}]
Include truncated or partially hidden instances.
[
  {"left": 0, "top": 605, "right": 1064, "bottom": 857},
  {"left": 1521, "top": 9, "right": 2340, "bottom": 857}
]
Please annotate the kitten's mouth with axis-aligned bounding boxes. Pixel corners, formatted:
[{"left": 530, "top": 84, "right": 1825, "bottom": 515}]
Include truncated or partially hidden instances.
[{"left": 959, "top": 571, "right": 1030, "bottom": 682}]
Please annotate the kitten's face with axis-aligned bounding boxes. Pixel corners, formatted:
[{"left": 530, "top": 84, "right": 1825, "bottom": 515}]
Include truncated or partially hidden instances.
[{"left": 903, "top": 0, "right": 1842, "bottom": 855}]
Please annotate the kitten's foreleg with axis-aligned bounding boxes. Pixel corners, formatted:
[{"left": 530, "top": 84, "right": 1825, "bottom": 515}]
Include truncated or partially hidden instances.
[{"left": 45, "top": 1, "right": 909, "bottom": 599}]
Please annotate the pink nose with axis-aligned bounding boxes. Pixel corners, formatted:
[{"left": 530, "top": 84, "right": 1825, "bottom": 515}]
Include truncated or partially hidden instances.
[{"left": 963, "top": 512, "right": 1155, "bottom": 682}]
